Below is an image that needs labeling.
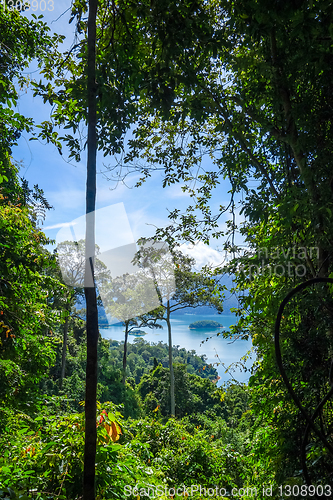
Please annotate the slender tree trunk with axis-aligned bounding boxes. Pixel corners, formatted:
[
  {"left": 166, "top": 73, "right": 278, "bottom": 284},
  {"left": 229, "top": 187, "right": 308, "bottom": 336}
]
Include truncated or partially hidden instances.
[
  {"left": 166, "top": 301, "right": 175, "bottom": 417},
  {"left": 83, "top": 0, "right": 98, "bottom": 498},
  {"left": 122, "top": 321, "right": 129, "bottom": 385},
  {"left": 60, "top": 308, "right": 69, "bottom": 388}
]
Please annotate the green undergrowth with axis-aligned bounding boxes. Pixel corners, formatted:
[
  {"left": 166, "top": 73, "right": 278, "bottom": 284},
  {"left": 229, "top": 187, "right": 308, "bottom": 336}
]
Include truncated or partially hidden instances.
[{"left": 0, "top": 394, "right": 275, "bottom": 500}]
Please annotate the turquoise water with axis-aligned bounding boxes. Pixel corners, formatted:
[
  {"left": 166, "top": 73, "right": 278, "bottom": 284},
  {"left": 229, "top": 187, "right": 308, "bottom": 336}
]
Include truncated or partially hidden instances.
[{"left": 100, "top": 313, "right": 253, "bottom": 386}]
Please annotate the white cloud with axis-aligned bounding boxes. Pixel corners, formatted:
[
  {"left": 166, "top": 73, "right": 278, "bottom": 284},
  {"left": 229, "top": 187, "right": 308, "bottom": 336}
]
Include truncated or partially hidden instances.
[{"left": 179, "top": 241, "right": 226, "bottom": 270}]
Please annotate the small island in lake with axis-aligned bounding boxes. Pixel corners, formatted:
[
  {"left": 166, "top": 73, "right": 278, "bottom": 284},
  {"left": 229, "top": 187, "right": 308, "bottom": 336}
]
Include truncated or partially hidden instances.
[
  {"left": 129, "top": 330, "right": 147, "bottom": 337},
  {"left": 189, "top": 320, "right": 223, "bottom": 329}
]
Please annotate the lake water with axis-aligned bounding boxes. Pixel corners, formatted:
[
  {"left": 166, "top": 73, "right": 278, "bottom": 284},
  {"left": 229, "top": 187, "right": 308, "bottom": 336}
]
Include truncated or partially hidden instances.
[{"left": 100, "top": 313, "right": 253, "bottom": 386}]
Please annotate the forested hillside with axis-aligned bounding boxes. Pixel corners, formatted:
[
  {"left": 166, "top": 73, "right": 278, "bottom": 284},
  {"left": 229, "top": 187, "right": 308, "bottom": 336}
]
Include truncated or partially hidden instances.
[{"left": 1, "top": 1, "right": 333, "bottom": 499}]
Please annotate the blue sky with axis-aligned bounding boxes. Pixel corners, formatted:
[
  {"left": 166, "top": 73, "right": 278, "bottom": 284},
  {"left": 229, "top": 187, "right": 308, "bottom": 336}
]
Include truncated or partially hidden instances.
[{"left": 13, "top": 1, "right": 247, "bottom": 270}]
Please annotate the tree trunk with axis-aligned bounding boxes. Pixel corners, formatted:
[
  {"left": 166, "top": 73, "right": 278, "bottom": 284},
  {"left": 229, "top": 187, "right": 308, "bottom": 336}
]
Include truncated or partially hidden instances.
[
  {"left": 166, "top": 301, "right": 175, "bottom": 417},
  {"left": 83, "top": 0, "right": 98, "bottom": 498},
  {"left": 122, "top": 321, "right": 129, "bottom": 385},
  {"left": 60, "top": 308, "right": 69, "bottom": 388}
]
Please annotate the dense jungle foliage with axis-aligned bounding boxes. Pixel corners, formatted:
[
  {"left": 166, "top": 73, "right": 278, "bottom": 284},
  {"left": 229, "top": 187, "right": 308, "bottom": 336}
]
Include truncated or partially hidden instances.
[
  {"left": 2, "top": 0, "right": 333, "bottom": 499},
  {"left": 0, "top": 170, "right": 253, "bottom": 498}
]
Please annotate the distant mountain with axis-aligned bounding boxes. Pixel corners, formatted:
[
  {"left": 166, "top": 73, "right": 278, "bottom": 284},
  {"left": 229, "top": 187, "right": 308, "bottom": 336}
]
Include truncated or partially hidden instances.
[
  {"left": 171, "top": 274, "right": 242, "bottom": 315},
  {"left": 97, "top": 306, "right": 109, "bottom": 326},
  {"left": 76, "top": 273, "right": 243, "bottom": 322}
]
